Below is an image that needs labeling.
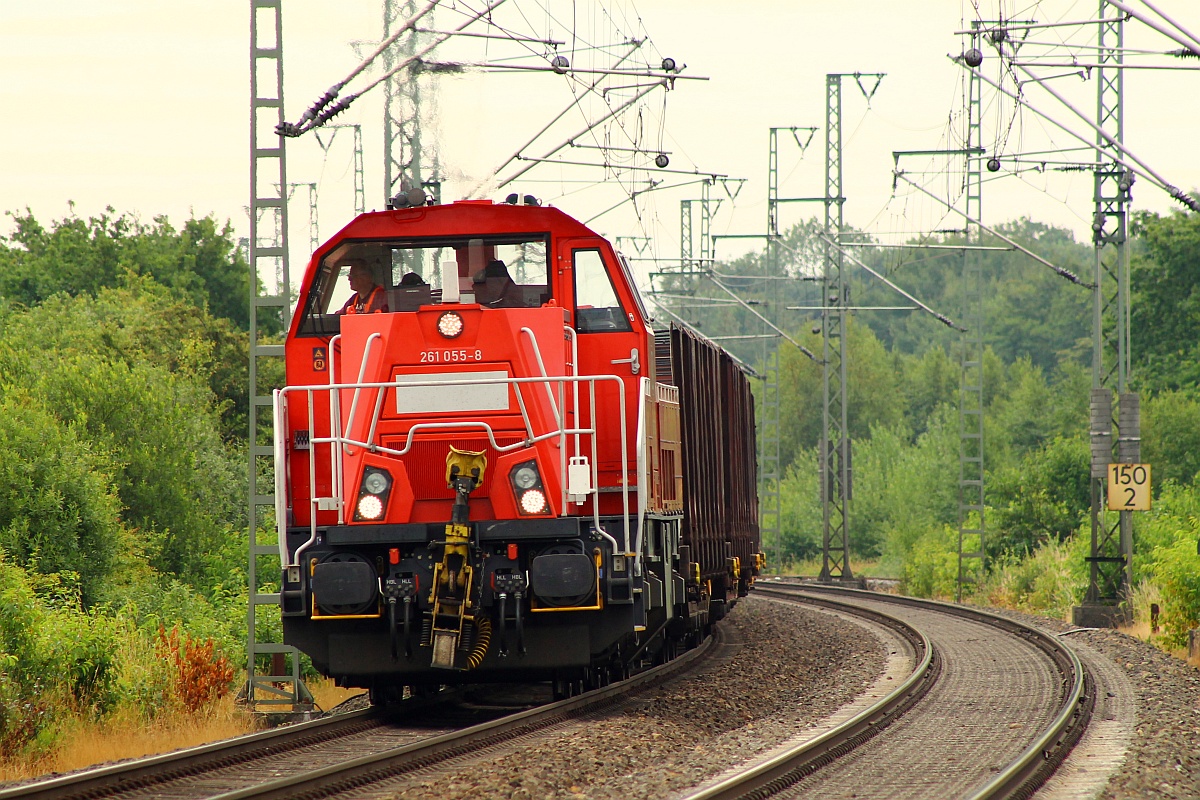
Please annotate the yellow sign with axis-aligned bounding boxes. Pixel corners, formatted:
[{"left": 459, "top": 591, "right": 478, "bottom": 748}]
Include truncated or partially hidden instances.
[{"left": 1107, "top": 463, "right": 1151, "bottom": 511}]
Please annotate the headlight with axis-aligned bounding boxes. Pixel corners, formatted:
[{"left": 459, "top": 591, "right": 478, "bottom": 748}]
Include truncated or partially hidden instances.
[
  {"left": 437, "top": 311, "right": 464, "bottom": 338},
  {"left": 512, "top": 465, "right": 538, "bottom": 490},
  {"left": 357, "top": 494, "right": 384, "bottom": 520},
  {"left": 519, "top": 488, "right": 547, "bottom": 515},
  {"left": 363, "top": 471, "right": 390, "bottom": 495}
]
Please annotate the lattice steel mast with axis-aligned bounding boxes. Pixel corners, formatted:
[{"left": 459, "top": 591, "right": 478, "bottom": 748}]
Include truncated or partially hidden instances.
[
  {"left": 1077, "top": 1, "right": 1137, "bottom": 627},
  {"left": 760, "top": 129, "right": 783, "bottom": 569},
  {"left": 819, "top": 74, "right": 852, "bottom": 583},
  {"left": 246, "top": 0, "right": 310, "bottom": 712},
  {"left": 957, "top": 37, "right": 985, "bottom": 602},
  {"left": 384, "top": 0, "right": 438, "bottom": 204}
]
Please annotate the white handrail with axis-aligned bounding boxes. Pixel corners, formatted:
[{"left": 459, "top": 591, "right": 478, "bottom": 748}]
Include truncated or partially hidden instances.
[
  {"left": 327, "top": 335, "right": 345, "bottom": 525},
  {"left": 564, "top": 325, "right": 581, "bottom": 458},
  {"left": 273, "top": 389, "right": 291, "bottom": 564},
  {"left": 278, "top": 372, "right": 631, "bottom": 549},
  {"left": 343, "top": 332, "right": 383, "bottom": 456},
  {"left": 519, "top": 326, "right": 562, "bottom": 428}
]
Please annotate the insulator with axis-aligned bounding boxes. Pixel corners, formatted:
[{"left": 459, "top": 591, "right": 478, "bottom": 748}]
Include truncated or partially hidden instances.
[
  {"left": 964, "top": 48, "right": 984, "bottom": 68},
  {"left": 655, "top": 153, "right": 670, "bottom": 168},
  {"left": 986, "top": 157, "right": 1001, "bottom": 173},
  {"left": 551, "top": 55, "right": 570, "bottom": 74}
]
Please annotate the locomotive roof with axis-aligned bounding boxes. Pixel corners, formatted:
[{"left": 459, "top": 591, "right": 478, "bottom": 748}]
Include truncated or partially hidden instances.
[{"left": 319, "top": 200, "right": 604, "bottom": 249}]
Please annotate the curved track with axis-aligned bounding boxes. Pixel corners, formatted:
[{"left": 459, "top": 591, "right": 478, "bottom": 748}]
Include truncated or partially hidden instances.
[
  {"left": 0, "top": 630, "right": 722, "bottom": 800},
  {"left": 683, "top": 585, "right": 1092, "bottom": 800}
]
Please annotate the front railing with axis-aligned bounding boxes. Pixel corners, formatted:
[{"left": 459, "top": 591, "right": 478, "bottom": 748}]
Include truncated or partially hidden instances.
[{"left": 275, "top": 370, "right": 637, "bottom": 569}]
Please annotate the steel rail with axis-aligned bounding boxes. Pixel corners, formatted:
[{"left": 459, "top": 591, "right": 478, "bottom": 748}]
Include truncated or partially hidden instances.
[
  {"left": 0, "top": 708, "right": 385, "bottom": 800},
  {"left": 204, "top": 632, "right": 719, "bottom": 800},
  {"left": 679, "top": 588, "right": 937, "bottom": 800},
  {"left": 796, "top": 584, "right": 1094, "bottom": 800}
]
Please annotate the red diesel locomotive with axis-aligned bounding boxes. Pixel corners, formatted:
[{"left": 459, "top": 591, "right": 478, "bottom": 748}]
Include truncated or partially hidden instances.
[{"left": 275, "top": 196, "right": 761, "bottom": 699}]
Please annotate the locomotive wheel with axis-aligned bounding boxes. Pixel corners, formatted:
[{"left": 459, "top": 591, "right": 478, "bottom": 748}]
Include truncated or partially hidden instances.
[
  {"left": 369, "top": 682, "right": 403, "bottom": 707},
  {"left": 551, "top": 671, "right": 586, "bottom": 700},
  {"left": 582, "top": 665, "right": 610, "bottom": 691}
]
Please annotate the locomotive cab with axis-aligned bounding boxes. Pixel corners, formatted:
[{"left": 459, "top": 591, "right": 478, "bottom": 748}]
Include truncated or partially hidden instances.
[{"left": 275, "top": 200, "right": 758, "bottom": 696}]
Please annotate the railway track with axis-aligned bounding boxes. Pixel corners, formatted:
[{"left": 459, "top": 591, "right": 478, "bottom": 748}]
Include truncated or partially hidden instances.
[
  {"left": 682, "top": 584, "right": 1093, "bottom": 800},
  {"left": 0, "top": 628, "right": 723, "bottom": 800}
]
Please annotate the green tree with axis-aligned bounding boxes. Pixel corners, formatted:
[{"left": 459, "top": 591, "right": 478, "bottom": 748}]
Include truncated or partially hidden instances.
[
  {"left": 0, "top": 208, "right": 260, "bottom": 333},
  {"left": 988, "top": 435, "right": 1090, "bottom": 557},
  {"left": 1131, "top": 209, "right": 1200, "bottom": 391},
  {"left": 6, "top": 278, "right": 252, "bottom": 443},
  {"left": 0, "top": 392, "right": 123, "bottom": 605},
  {"left": 0, "top": 286, "right": 246, "bottom": 588},
  {"left": 777, "top": 321, "right": 905, "bottom": 471},
  {"left": 1141, "top": 390, "right": 1200, "bottom": 489}
]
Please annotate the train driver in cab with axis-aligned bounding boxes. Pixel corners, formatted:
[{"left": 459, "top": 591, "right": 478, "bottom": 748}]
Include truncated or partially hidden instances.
[{"left": 336, "top": 259, "right": 389, "bottom": 315}]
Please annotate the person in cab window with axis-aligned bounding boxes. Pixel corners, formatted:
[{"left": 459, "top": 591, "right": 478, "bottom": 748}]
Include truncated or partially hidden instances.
[{"left": 337, "top": 260, "right": 388, "bottom": 315}]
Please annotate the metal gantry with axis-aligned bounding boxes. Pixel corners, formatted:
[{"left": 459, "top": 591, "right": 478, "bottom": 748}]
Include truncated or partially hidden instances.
[
  {"left": 246, "top": 0, "right": 310, "bottom": 712},
  {"left": 1078, "top": 2, "right": 1137, "bottom": 627},
  {"left": 384, "top": 0, "right": 438, "bottom": 204},
  {"left": 957, "top": 48, "right": 986, "bottom": 602}
]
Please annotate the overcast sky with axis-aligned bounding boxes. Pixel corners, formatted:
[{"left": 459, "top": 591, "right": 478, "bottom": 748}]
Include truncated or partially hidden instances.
[{"left": 2, "top": 1, "right": 1197, "bottom": 288}]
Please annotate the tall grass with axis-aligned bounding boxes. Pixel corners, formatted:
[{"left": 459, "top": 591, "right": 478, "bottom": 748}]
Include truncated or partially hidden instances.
[
  {"left": 0, "top": 695, "right": 257, "bottom": 783},
  {"left": 974, "top": 536, "right": 1087, "bottom": 619}
]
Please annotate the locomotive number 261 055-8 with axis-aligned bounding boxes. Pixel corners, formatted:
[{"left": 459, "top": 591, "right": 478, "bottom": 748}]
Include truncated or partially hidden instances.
[{"left": 420, "top": 349, "right": 483, "bottom": 363}]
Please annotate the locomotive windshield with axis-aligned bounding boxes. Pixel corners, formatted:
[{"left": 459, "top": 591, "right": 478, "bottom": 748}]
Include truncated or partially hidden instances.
[{"left": 297, "top": 233, "right": 550, "bottom": 337}]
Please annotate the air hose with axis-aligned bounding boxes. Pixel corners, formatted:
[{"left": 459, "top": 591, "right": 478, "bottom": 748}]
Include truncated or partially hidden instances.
[{"left": 466, "top": 617, "right": 492, "bottom": 669}]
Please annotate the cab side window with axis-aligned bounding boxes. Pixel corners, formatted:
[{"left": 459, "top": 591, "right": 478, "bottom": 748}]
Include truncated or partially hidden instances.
[{"left": 573, "top": 249, "right": 631, "bottom": 332}]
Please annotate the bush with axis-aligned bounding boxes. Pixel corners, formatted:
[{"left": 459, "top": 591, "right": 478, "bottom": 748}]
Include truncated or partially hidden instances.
[
  {"left": 901, "top": 525, "right": 959, "bottom": 600},
  {"left": 0, "top": 556, "right": 127, "bottom": 754},
  {"left": 1132, "top": 483, "right": 1200, "bottom": 647},
  {"left": 156, "top": 627, "right": 235, "bottom": 713},
  {"left": 988, "top": 435, "right": 1090, "bottom": 558},
  {"left": 977, "top": 535, "right": 1088, "bottom": 618}
]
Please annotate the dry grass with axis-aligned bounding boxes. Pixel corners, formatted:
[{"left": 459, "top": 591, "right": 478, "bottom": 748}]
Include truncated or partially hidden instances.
[
  {"left": 0, "top": 695, "right": 259, "bottom": 785},
  {"left": 0, "top": 677, "right": 370, "bottom": 786},
  {"left": 307, "top": 676, "right": 364, "bottom": 712}
]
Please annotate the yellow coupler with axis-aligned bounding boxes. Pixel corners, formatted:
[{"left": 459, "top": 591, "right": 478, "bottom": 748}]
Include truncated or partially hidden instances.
[{"left": 428, "top": 447, "right": 487, "bottom": 670}]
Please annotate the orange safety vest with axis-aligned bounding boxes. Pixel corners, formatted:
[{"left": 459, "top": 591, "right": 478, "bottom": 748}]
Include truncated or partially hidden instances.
[{"left": 344, "top": 285, "right": 388, "bottom": 315}]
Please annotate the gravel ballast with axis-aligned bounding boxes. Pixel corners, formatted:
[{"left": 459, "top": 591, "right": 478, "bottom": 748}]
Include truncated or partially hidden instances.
[{"left": 380, "top": 596, "right": 887, "bottom": 800}]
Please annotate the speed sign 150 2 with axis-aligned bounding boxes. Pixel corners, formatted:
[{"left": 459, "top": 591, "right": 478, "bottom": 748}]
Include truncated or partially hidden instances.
[{"left": 1107, "top": 463, "right": 1151, "bottom": 511}]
